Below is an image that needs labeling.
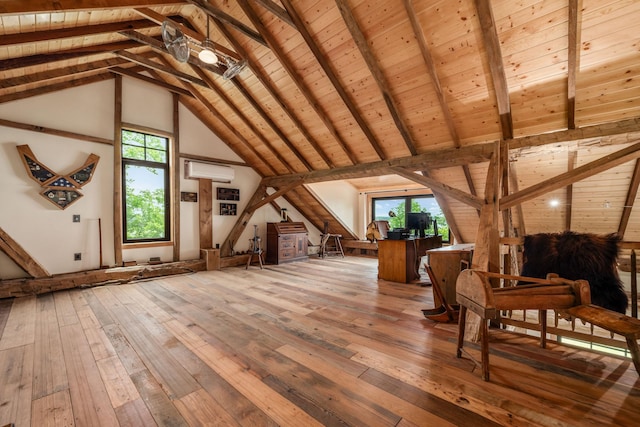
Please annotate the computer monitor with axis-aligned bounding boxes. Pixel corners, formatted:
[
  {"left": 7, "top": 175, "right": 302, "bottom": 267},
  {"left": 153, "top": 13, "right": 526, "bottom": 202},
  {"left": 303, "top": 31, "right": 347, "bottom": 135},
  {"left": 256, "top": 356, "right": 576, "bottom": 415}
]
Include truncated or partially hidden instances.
[{"left": 406, "top": 212, "right": 432, "bottom": 238}]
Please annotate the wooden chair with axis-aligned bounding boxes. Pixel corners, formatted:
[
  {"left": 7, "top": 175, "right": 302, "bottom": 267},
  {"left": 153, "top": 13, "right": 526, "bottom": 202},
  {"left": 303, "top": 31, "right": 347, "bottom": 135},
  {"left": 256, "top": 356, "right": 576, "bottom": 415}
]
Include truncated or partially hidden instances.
[{"left": 455, "top": 269, "right": 591, "bottom": 381}]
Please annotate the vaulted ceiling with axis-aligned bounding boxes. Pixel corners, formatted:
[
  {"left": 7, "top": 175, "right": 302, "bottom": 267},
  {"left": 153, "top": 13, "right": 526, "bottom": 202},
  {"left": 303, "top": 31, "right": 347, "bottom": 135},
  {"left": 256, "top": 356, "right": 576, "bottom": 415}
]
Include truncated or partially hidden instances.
[{"left": 2, "top": 0, "right": 640, "bottom": 245}]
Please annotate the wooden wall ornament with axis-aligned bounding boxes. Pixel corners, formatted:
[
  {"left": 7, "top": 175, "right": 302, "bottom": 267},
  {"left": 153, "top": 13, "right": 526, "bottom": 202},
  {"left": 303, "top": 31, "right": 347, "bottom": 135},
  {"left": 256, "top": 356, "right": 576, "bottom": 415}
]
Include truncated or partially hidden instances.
[{"left": 16, "top": 144, "right": 100, "bottom": 209}]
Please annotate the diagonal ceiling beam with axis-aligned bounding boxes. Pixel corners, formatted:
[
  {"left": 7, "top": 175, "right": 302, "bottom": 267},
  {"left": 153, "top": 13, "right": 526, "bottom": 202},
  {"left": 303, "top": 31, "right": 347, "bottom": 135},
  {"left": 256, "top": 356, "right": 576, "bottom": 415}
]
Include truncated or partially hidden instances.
[
  {"left": 109, "top": 66, "right": 194, "bottom": 97},
  {"left": 618, "top": 159, "right": 640, "bottom": 238},
  {"left": 281, "top": 0, "right": 387, "bottom": 161},
  {"left": 212, "top": 18, "right": 334, "bottom": 169},
  {"left": 474, "top": 0, "right": 513, "bottom": 140},
  {"left": 391, "top": 167, "right": 483, "bottom": 210},
  {"left": 335, "top": 0, "right": 418, "bottom": 156},
  {"left": 501, "top": 140, "right": 640, "bottom": 210},
  {"left": 188, "top": 0, "right": 267, "bottom": 47},
  {"left": 115, "top": 50, "right": 210, "bottom": 88},
  {"left": 404, "top": 0, "right": 477, "bottom": 198},
  {"left": 253, "top": 0, "right": 294, "bottom": 27},
  {"left": 567, "top": 0, "right": 583, "bottom": 130},
  {"left": 0, "top": 0, "right": 180, "bottom": 14},
  {"left": 238, "top": 0, "right": 359, "bottom": 166}
]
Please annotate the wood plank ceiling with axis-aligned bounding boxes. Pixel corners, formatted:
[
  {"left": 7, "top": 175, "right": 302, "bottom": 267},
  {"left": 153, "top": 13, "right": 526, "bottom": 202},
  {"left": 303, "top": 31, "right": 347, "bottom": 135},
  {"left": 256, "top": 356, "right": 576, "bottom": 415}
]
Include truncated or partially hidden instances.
[{"left": 1, "top": 0, "right": 640, "bottom": 245}]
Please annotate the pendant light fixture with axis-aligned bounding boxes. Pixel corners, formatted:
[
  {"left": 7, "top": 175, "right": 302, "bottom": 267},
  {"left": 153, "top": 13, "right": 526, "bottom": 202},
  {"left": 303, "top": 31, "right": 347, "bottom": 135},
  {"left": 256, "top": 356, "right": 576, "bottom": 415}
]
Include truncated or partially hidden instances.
[{"left": 198, "top": 15, "right": 218, "bottom": 65}]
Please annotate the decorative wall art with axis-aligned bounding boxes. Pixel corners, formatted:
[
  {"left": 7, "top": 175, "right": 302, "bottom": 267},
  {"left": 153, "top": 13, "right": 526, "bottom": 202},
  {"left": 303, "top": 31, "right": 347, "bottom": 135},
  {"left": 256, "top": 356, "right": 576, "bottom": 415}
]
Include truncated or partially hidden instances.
[
  {"left": 216, "top": 187, "right": 239, "bottom": 201},
  {"left": 220, "top": 203, "right": 237, "bottom": 216},
  {"left": 17, "top": 144, "right": 100, "bottom": 209}
]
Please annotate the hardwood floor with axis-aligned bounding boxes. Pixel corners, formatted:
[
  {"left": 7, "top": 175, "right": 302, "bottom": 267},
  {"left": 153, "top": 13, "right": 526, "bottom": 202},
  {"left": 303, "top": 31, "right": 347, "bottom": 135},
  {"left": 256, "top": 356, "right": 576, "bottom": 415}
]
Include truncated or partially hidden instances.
[{"left": 1, "top": 256, "right": 639, "bottom": 426}]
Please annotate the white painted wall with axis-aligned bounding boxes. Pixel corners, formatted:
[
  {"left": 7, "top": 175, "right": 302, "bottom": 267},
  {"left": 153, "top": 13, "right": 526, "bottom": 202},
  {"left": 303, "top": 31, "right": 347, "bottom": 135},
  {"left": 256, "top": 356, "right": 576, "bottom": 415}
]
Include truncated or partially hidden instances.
[{"left": 0, "top": 76, "right": 332, "bottom": 279}]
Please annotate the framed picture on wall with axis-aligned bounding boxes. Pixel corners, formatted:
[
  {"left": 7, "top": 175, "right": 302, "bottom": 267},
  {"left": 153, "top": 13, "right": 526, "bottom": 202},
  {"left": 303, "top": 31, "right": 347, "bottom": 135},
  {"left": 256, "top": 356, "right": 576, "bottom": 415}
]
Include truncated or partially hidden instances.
[
  {"left": 220, "top": 203, "right": 237, "bottom": 216},
  {"left": 217, "top": 187, "right": 240, "bottom": 201}
]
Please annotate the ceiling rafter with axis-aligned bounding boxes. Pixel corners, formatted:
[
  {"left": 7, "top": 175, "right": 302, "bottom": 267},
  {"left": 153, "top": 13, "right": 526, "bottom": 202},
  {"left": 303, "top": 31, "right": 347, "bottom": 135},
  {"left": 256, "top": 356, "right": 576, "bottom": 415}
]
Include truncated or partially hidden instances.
[
  {"left": 0, "top": 57, "right": 129, "bottom": 90},
  {"left": 501, "top": 141, "right": 640, "bottom": 210},
  {"left": 474, "top": 0, "right": 513, "bottom": 140},
  {"left": 109, "top": 66, "right": 194, "bottom": 97},
  {"left": 0, "top": 74, "right": 114, "bottom": 104},
  {"left": 189, "top": 64, "right": 298, "bottom": 174},
  {"left": 404, "top": 0, "right": 477, "bottom": 198},
  {"left": 237, "top": 0, "right": 359, "bottom": 166},
  {"left": 0, "top": 0, "right": 180, "bottom": 14},
  {"left": 0, "top": 41, "right": 139, "bottom": 72},
  {"left": 188, "top": 0, "right": 267, "bottom": 47},
  {"left": 280, "top": 0, "right": 387, "bottom": 161},
  {"left": 618, "top": 159, "right": 640, "bottom": 238},
  {"left": 567, "top": 0, "right": 583, "bottom": 130},
  {"left": 212, "top": 17, "right": 335, "bottom": 169},
  {"left": 253, "top": 0, "right": 294, "bottom": 27},
  {"left": 335, "top": 0, "right": 418, "bottom": 156},
  {"left": 115, "top": 50, "right": 210, "bottom": 88}
]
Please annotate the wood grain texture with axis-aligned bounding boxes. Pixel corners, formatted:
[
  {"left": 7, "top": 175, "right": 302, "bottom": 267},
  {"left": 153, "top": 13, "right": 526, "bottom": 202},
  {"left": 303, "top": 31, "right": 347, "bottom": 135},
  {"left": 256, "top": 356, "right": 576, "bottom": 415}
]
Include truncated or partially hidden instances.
[{"left": 1, "top": 257, "right": 639, "bottom": 426}]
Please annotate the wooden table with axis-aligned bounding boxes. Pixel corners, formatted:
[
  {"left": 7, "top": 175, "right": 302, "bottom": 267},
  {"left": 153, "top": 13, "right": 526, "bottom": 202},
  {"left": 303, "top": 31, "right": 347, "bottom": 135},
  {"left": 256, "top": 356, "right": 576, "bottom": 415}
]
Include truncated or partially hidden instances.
[
  {"left": 378, "top": 236, "right": 442, "bottom": 283},
  {"left": 426, "top": 243, "right": 474, "bottom": 305}
]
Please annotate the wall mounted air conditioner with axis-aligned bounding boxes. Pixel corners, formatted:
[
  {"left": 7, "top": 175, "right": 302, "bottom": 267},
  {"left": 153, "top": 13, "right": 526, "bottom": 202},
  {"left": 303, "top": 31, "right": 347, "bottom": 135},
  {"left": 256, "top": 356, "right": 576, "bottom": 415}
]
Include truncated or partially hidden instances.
[{"left": 185, "top": 161, "right": 235, "bottom": 183}]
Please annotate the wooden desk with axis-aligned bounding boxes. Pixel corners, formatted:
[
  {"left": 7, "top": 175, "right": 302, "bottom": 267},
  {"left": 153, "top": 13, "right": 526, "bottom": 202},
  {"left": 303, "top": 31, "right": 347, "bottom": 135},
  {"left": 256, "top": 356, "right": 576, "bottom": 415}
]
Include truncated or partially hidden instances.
[
  {"left": 426, "top": 243, "right": 474, "bottom": 305},
  {"left": 378, "top": 236, "right": 442, "bottom": 283}
]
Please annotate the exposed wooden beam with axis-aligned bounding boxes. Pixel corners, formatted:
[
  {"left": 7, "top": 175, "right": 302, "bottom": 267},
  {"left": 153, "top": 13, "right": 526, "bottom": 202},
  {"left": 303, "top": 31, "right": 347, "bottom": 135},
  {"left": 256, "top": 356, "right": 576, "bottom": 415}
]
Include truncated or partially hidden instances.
[
  {"left": 199, "top": 178, "right": 213, "bottom": 250},
  {"left": 178, "top": 79, "right": 278, "bottom": 176},
  {"left": 189, "top": 65, "right": 296, "bottom": 173},
  {"left": 0, "top": 0, "right": 181, "bottom": 14},
  {"left": 509, "top": 163, "right": 526, "bottom": 237},
  {"left": 221, "top": 182, "right": 268, "bottom": 257},
  {"left": 119, "top": 30, "right": 226, "bottom": 75},
  {"left": 474, "top": 0, "right": 513, "bottom": 140},
  {"left": 282, "top": 0, "right": 387, "bottom": 161},
  {"left": 263, "top": 143, "right": 496, "bottom": 188},
  {"left": 172, "top": 93, "right": 181, "bottom": 261},
  {"left": 501, "top": 140, "right": 640, "bottom": 210},
  {"left": 229, "top": 78, "right": 314, "bottom": 171},
  {"left": 0, "top": 73, "right": 114, "bottom": 104},
  {"left": 567, "top": 0, "right": 583, "bottom": 130},
  {"left": 179, "top": 153, "right": 247, "bottom": 168},
  {"left": 0, "top": 57, "right": 128, "bottom": 89},
  {"left": 0, "top": 118, "right": 114, "bottom": 145},
  {"left": 391, "top": 167, "right": 483, "bottom": 210},
  {"left": 565, "top": 150, "right": 577, "bottom": 230},
  {"left": 115, "top": 50, "right": 210, "bottom": 88},
  {"left": 133, "top": 8, "right": 241, "bottom": 61},
  {"left": 0, "top": 41, "right": 140, "bottom": 72},
  {"left": 0, "top": 227, "right": 50, "bottom": 278},
  {"left": 618, "top": 159, "right": 640, "bottom": 238},
  {"left": 212, "top": 18, "right": 334, "bottom": 169},
  {"left": 404, "top": 0, "right": 478, "bottom": 197},
  {"left": 188, "top": 0, "right": 268, "bottom": 47},
  {"left": 238, "top": 0, "right": 359, "bottom": 165},
  {"left": 302, "top": 186, "right": 359, "bottom": 239},
  {"left": 335, "top": 0, "right": 418, "bottom": 156},
  {"left": 254, "top": 0, "right": 294, "bottom": 27},
  {"left": 109, "top": 66, "right": 194, "bottom": 97},
  {"left": 249, "top": 180, "right": 304, "bottom": 212},
  {"left": 0, "top": 18, "right": 158, "bottom": 47},
  {"left": 113, "top": 74, "right": 124, "bottom": 267}
]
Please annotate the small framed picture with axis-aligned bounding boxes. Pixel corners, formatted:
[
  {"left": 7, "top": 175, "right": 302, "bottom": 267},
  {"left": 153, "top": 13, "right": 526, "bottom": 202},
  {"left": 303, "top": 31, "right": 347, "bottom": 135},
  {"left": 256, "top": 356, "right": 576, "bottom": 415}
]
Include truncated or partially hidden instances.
[{"left": 220, "top": 203, "right": 237, "bottom": 215}]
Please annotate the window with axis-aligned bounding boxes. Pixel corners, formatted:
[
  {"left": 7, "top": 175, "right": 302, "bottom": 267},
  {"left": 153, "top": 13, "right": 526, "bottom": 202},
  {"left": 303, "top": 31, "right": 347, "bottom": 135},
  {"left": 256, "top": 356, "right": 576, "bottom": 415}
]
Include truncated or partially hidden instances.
[
  {"left": 121, "top": 129, "right": 170, "bottom": 243},
  {"left": 372, "top": 195, "right": 450, "bottom": 242}
]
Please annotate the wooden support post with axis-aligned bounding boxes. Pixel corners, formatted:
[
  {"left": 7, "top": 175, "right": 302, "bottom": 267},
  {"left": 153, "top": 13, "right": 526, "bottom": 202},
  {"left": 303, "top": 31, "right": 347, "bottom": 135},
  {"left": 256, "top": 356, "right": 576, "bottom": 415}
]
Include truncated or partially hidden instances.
[
  {"left": 632, "top": 249, "right": 637, "bottom": 319},
  {"left": 199, "top": 178, "right": 213, "bottom": 250}
]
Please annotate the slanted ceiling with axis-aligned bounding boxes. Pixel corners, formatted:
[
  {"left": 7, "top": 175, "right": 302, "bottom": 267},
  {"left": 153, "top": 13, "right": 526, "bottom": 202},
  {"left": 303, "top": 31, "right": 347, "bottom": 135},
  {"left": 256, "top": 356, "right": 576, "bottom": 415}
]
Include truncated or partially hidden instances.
[{"left": 1, "top": 0, "right": 640, "bottom": 245}]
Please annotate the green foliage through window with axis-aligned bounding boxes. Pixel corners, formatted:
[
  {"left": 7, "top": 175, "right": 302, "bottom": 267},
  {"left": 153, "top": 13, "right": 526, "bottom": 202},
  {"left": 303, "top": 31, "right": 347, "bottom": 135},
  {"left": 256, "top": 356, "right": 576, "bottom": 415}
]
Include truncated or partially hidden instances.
[
  {"left": 122, "top": 129, "right": 170, "bottom": 243},
  {"left": 372, "top": 195, "right": 450, "bottom": 242}
]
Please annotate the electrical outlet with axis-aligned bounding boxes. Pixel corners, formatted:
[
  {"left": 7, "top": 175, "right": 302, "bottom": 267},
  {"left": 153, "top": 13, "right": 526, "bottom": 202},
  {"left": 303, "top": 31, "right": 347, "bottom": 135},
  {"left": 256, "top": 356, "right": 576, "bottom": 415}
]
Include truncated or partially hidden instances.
[
  {"left": 74, "top": 253, "right": 82, "bottom": 261},
  {"left": 73, "top": 214, "right": 80, "bottom": 222}
]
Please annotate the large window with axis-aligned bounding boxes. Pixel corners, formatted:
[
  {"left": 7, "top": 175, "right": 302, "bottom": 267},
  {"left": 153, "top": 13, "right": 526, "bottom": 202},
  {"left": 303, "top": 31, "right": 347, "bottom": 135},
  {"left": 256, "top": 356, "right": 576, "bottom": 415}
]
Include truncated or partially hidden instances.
[
  {"left": 372, "top": 195, "right": 450, "bottom": 242},
  {"left": 121, "top": 129, "right": 170, "bottom": 243}
]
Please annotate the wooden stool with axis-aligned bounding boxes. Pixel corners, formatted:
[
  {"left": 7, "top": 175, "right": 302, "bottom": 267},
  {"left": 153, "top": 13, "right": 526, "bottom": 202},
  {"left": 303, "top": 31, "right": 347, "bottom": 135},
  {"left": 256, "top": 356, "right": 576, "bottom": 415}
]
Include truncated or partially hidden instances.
[
  {"left": 320, "top": 234, "right": 344, "bottom": 258},
  {"left": 246, "top": 237, "right": 263, "bottom": 269}
]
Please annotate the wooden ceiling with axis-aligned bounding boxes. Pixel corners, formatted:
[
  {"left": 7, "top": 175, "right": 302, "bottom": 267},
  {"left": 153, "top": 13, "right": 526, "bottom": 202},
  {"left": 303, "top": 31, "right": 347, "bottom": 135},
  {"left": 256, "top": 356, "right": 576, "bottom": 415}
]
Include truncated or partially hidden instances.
[{"left": 1, "top": 0, "right": 640, "bottom": 244}]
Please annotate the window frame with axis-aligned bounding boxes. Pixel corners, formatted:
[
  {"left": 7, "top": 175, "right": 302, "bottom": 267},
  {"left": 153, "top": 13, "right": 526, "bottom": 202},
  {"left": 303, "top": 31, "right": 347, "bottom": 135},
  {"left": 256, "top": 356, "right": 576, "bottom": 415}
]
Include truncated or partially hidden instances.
[{"left": 121, "top": 127, "right": 172, "bottom": 244}]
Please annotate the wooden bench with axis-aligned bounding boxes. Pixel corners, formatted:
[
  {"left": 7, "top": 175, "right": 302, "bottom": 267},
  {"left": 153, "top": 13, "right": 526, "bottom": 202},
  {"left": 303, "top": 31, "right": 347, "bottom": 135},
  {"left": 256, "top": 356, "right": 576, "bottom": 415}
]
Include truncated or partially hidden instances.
[{"left": 564, "top": 304, "right": 640, "bottom": 375}]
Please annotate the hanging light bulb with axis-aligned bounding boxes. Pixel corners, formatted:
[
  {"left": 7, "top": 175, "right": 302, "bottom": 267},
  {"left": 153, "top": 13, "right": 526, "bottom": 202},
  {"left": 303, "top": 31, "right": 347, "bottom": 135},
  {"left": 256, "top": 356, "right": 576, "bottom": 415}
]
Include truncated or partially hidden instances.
[{"left": 198, "top": 16, "right": 218, "bottom": 65}]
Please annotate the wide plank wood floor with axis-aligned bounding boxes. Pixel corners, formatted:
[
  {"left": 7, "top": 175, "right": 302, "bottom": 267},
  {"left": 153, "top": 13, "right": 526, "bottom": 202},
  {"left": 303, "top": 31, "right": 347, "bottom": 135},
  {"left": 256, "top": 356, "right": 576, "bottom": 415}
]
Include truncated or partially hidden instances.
[{"left": 1, "top": 256, "right": 639, "bottom": 426}]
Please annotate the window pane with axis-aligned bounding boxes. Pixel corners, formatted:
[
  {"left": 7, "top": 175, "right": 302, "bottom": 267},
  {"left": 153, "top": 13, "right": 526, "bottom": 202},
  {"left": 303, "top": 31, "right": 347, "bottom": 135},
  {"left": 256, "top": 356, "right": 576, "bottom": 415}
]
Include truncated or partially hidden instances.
[
  {"left": 146, "top": 135, "right": 167, "bottom": 150},
  {"left": 146, "top": 148, "right": 167, "bottom": 163},
  {"left": 373, "top": 198, "right": 405, "bottom": 229},
  {"left": 122, "top": 144, "right": 145, "bottom": 160},
  {"left": 124, "top": 164, "right": 166, "bottom": 240},
  {"left": 122, "top": 130, "right": 144, "bottom": 146}
]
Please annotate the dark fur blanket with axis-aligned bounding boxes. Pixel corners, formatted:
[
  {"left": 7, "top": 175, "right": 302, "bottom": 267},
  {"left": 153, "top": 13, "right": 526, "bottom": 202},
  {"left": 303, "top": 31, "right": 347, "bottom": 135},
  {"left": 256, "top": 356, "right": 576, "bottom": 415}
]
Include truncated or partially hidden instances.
[{"left": 519, "top": 231, "right": 628, "bottom": 313}]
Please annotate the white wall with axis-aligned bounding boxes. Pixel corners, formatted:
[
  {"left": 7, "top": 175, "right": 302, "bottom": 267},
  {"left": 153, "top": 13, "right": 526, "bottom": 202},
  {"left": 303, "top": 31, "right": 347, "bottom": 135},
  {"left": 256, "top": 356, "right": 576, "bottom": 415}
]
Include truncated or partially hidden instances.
[{"left": 0, "top": 75, "right": 332, "bottom": 279}]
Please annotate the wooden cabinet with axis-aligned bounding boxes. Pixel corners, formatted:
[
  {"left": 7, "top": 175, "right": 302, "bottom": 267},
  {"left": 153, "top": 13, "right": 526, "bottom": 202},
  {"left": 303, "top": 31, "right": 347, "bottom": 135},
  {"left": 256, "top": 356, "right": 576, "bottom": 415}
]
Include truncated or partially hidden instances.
[
  {"left": 266, "top": 222, "right": 309, "bottom": 264},
  {"left": 426, "top": 243, "right": 474, "bottom": 305},
  {"left": 378, "top": 236, "right": 443, "bottom": 283}
]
